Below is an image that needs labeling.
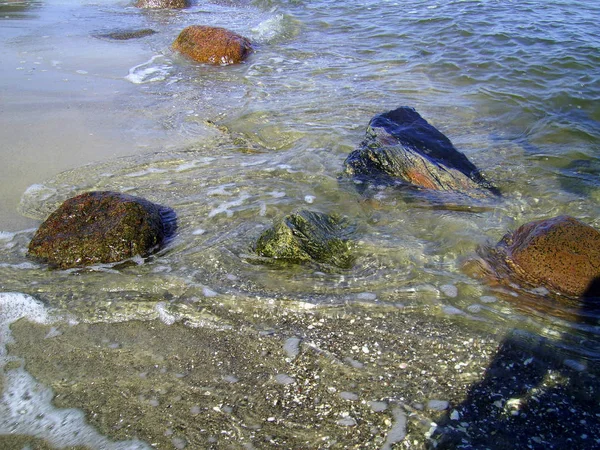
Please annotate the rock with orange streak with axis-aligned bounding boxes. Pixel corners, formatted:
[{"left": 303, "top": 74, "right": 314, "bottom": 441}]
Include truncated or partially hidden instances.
[{"left": 343, "top": 107, "right": 499, "bottom": 200}]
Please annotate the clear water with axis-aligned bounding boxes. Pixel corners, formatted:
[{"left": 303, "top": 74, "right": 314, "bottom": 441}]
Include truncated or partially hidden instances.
[{"left": 1, "top": 0, "right": 599, "bottom": 448}]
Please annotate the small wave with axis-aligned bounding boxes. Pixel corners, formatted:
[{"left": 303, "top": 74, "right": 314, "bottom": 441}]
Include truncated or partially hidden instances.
[
  {"left": 2, "top": 293, "right": 147, "bottom": 450},
  {"left": 250, "top": 14, "right": 301, "bottom": 44},
  {"left": 0, "top": 232, "right": 15, "bottom": 241},
  {"left": 125, "top": 55, "right": 173, "bottom": 84}
]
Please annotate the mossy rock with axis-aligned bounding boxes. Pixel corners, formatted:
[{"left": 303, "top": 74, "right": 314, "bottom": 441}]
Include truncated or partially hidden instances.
[
  {"left": 255, "top": 210, "right": 355, "bottom": 269},
  {"left": 28, "top": 191, "right": 176, "bottom": 269},
  {"left": 172, "top": 25, "right": 253, "bottom": 65}
]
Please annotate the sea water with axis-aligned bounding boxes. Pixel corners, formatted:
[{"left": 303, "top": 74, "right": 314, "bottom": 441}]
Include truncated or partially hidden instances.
[{"left": 1, "top": 0, "right": 599, "bottom": 448}]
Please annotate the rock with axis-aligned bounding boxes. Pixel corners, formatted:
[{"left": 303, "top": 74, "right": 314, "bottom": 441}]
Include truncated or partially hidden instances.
[
  {"left": 135, "top": 0, "right": 190, "bottom": 9},
  {"left": 477, "top": 215, "right": 600, "bottom": 298},
  {"left": 255, "top": 210, "right": 355, "bottom": 269},
  {"left": 343, "top": 107, "right": 499, "bottom": 198},
  {"left": 172, "top": 25, "right": 252, "bottom": 65},
  {"left": 28, "top": 191, "right": 176, "bottom": 269},
  {"left": 93, "top": 28, "right": 157, "bottom": 41}
]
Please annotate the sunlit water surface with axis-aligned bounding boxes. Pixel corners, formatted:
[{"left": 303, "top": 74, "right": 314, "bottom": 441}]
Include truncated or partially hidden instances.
[{"left": 1, "top": 0, "right": 599, "bottom": 448}]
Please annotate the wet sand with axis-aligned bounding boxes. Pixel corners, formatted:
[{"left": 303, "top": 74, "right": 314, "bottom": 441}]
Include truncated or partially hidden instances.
[{"left": 0, "top": 9, "right": 183, "bottom": 231}]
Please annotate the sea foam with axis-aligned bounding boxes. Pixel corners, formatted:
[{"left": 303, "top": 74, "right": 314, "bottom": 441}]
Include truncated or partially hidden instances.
[
  {"left": 125, "top": 55, "right": 172, "bottom": 85},
  {"left": 0, "top": 292, "right": 150, "bottom": 449}
]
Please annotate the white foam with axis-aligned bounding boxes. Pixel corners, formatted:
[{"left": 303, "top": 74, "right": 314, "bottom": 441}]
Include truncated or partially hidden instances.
[
  {"left": 251, "top": 14, "right": 286, "bottom": 43},
  {"left": 22, "top": 183, "right": 57, "bottom": 202},
  {"left": 0, "top": 231, "right": 15, "bottom": 241},
  {"left": 0, "top": 293, "right": 50, "bottom": 362},
  {"left": 154, "top": 302, "right": 176, "bottom": 325},
  {"left": 268, "top": 191, "right": 286, "bottom": 198},
  {"left": 125, "top": 55, "right": 172, "bottom": 85},
  {"left": 0, "top": 369, "right": 150, "bottom": 449},
  {"left": 0, "top": 292, "right": 150, "bottom": 449},
  {"left": 240, "top": 159, "right": 268, "bottom": 167},
  {"left": 206, "top": 183, "right": 235, "bottom": 196},
  {"left": 126, "top": 167, "right": 168, "bottom": 178},
  {"left": 175, "top": 161, "right": 200, "bottom": 172},
  {"left": 208, "top": 192, "right": 251, "bottom": 218}
]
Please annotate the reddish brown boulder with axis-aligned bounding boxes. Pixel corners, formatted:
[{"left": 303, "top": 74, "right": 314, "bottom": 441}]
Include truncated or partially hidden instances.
[
  {"left": 172, "top": 25, "right": 252, "bottom": 65},
  {"left": 477, "top": 215, "right": 600, "bottom": 298},
  {"left": 28, "top": 191, "right": 176, "bottom": 269},
  {"left": 135, "top": 0, "right": 190, "bottom": 8}
]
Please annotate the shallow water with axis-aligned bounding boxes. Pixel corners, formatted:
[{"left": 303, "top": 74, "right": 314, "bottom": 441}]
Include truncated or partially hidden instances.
[{"left": 1, "top": 0, "right": 599, "bottom": 448}]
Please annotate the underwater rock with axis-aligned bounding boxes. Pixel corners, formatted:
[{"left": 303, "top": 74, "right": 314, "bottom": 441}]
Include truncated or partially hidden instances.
[
  {"left": 172, "top": 25, "right": 253, "bottom": 65},
  {"left": 477, "top": 215, "right": 600, "bottom": 298},
  {"left": 343, "top": 107, "right": 499, "bottom": 198},
  {"left": 255, "top": 210, "right": 355, "bottom": 269},
  {"left": 28, "top": 191, "right": 176, "bottom": 269},
  {"left": 93, "top": 28, "right": 157, "bottom": 41},
  {"left": 135, "top": 0, "right": 190, "bottom": 8}
]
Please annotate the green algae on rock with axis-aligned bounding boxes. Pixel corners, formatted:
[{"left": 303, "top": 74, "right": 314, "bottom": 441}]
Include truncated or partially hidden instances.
[
  {"left": 255, "top": 210, "right": 355, "bottom": 269},
  {"left": 172, "top": 25, "right": 253, "bottom": 65},
  {"left": 27, "top": 191, "right": 176, "bottom": 269},
  {"left": 476, "top": 215, "right": 600, "bottom": 298}
]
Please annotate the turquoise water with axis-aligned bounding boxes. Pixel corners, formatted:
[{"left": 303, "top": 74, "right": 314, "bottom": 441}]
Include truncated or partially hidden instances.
[{"left": 1, "top": 0, "right": 599, "bottom": 448}]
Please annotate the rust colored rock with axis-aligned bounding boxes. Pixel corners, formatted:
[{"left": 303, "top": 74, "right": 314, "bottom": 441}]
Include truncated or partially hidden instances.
[
  {"left": 479, "top": 215, "right": 600, "bottom": 298},
  {"left": 28, "top": 191, "right": 176, "bottom": 269},
  {"left": 172, "top": 25, "right": 252, "bottom": 65},
  {"left": 135, "top": 0, "right": 190, "bottom": 9}
]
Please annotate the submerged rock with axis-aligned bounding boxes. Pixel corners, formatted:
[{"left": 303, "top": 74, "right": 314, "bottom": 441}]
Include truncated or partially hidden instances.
[
  {"left": 28, "top": 191, "right": 176, "bottom": 269},
  {"left": 476, "top": 215, "right": 600, "bottom": 298},
  {"left": 343, "top": 107, "right": 499, "bottom": 199},
  {"left": 172, "top": 25, "right": 253, "bottom": 65},
  {"left": 93, "top": 28, "right": 157, "bottom": 41},
  {"left": 135, "top": 0, "right": 190, "bottom": 8},
  {"left": 255, "top": 210, "right": 355, "bottom": 269}
]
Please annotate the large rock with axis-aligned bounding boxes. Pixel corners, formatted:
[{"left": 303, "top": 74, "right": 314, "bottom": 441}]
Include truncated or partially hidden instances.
[
  {"left": 343, "top": 107, "right": 499, "bottom": 198},
  {"left": 477, "top": 215, "right": 600, "bottom": 298},
  {"left": 28, "top": 191, "right": 176, "bottom": 269},
  {"left": 135, "top": 0, "right": 190, "bottom": 9},
  {"left": 172, "top": 25, "right": 252, "bottom": 65},
  {"left": 255, "top": 210, "right": 355, "bottom": 269}
]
